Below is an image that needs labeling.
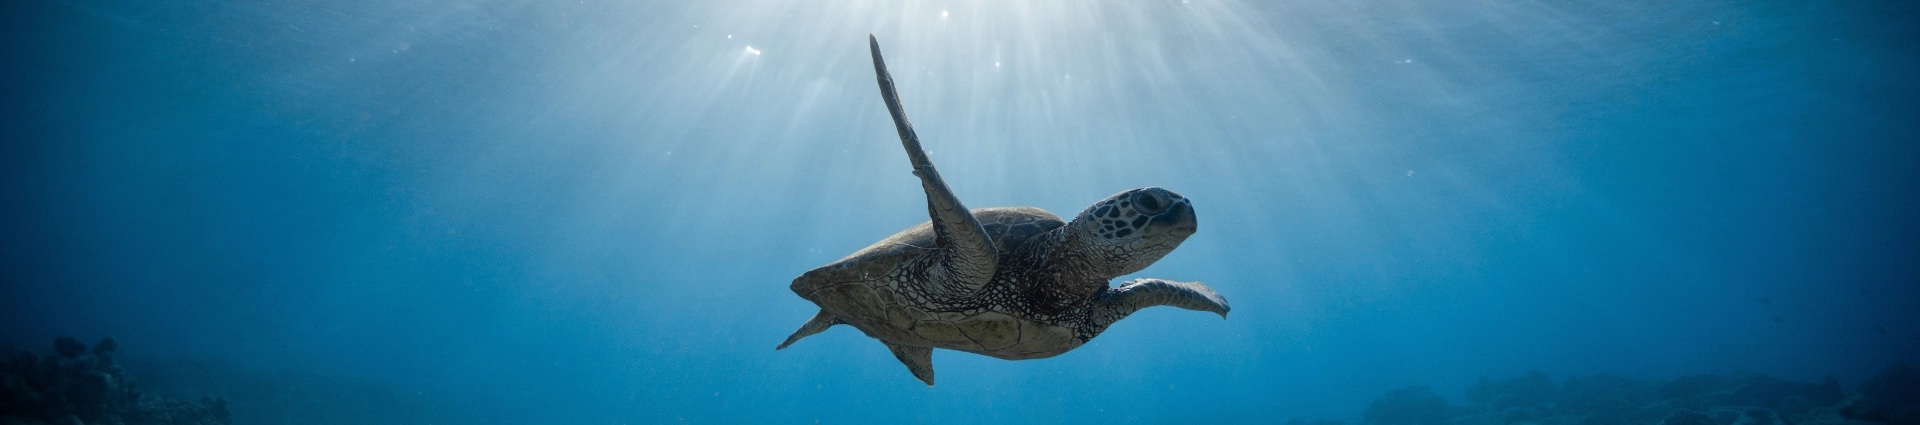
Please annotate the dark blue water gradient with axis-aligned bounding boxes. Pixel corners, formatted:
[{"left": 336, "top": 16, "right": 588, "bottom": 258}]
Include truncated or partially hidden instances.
[{"left": 2, "top": 0, "right": 1916, "bottom": 423}]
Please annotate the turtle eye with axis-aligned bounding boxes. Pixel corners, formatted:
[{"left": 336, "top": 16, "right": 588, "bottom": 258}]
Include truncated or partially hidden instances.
[{"left": 1132, "top": 191, "right": 1167, "bottom": 215}]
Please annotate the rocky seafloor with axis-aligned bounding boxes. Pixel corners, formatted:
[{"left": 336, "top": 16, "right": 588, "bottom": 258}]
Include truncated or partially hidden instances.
[
  {"left": 7, "top": 335, "right": 1914, "bottom": 424},
  {"left": 1, "top": 337, "right": 229, "bottom": 425},
  {"left": 2, "top": 337, "right": 458, "bottom": 425},
  {"left": 1303, "top": 365, "right": 1920, "bottom": 425}
]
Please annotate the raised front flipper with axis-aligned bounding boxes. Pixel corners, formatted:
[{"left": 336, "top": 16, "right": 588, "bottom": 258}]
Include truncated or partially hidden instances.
[
  {"left": 885, "top": 342, "right": 936, "bottom": 386},
  {"left": 869, "top": 35, "right": 997, "bottom": 300},
  {"left": 1088, "top": 278, "right": 1231, "bottom": 332}
]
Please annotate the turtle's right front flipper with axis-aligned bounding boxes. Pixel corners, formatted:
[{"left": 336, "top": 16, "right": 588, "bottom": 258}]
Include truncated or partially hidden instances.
[
  {"left": 1088, "top": 278, "right": 1230, "bottom": 333},
  {"left": 869, "top": 35, "right": 998, "bottom": 299}
]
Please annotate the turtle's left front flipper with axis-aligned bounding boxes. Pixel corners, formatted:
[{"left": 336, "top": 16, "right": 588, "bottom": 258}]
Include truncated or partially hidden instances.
[
  {"left": 868, "top": 35, "right": 997, "bottom": 300},
  {"left": 1089, "top": 279, "right": 1230, "bottom": 331}
]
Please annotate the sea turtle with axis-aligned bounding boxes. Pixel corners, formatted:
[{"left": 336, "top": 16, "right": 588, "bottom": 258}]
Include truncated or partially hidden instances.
[{"left": 776, "top": 35, "right": 1231, "bottom": 386}]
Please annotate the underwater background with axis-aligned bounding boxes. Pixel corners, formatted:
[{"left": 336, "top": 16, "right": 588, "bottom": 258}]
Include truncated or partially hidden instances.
[{"left": 2, "top": 0, "right": 1917, "bottom": 423}]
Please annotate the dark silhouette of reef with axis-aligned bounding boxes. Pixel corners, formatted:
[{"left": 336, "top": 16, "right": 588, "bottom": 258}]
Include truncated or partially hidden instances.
[
  {"left": 1294, "top": 366, "right": 1919, "bottom": 425},
  {"left": 1, "top": 337, "right": 230, "bottom": 425}
]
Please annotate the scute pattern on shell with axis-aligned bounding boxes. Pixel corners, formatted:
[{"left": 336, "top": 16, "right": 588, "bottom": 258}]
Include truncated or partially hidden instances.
[{"left": 792, "top": 207, "right": 1117, "bottom": 360}]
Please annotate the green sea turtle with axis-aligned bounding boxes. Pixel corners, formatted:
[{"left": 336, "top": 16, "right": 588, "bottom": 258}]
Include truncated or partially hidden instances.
[{"left": 776, "top": 36, "right": 1230, "bottom": 386}]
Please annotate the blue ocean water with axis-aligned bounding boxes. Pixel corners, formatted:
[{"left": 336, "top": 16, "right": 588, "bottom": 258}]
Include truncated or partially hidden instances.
[{"left": 1, "top": 0, "right": 1916, "bottom": 423}]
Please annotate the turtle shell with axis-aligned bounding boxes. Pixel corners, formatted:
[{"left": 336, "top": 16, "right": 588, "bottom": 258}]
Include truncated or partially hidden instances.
[{"left": 789, "top": 206, "right": 1086, "bottom": 359}]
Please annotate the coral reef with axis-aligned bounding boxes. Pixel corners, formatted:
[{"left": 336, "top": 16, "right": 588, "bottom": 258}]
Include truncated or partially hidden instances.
[
  {"left": 1842, "top": 366, "right": 1920, "bottom": 425},
  {"left": 1332, "top": 366, "right": 1920, "bottom": 425},
  {"left": 0, "top": 337, "right": 230, "bottom": 425},
  {"left": 1365, "top": 386, "right": 1464, "bottom": 425}
]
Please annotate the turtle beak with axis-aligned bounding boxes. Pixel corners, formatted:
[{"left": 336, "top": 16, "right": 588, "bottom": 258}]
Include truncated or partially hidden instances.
[{"left": 1154, "top": 199, "right": 1197, "bottom": 239}]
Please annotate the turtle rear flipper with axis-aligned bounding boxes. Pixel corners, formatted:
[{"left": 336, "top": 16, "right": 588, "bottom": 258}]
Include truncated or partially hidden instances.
[
  {"left": 776, "top": 310, "right": 844, "bottom": 350},
  {"left": 885, "top": 342, "right": 935, "bottom": 386}
]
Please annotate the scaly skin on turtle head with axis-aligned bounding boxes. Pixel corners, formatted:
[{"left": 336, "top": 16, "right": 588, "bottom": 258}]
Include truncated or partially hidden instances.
[{"left": 1060, "top": 187, "right": 1197, "bottom": 279}]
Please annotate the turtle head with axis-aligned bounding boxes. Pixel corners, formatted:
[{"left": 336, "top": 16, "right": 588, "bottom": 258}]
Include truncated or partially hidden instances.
[{"left": 1063, "top": 187, "right": 1197, "bottom": 277}]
